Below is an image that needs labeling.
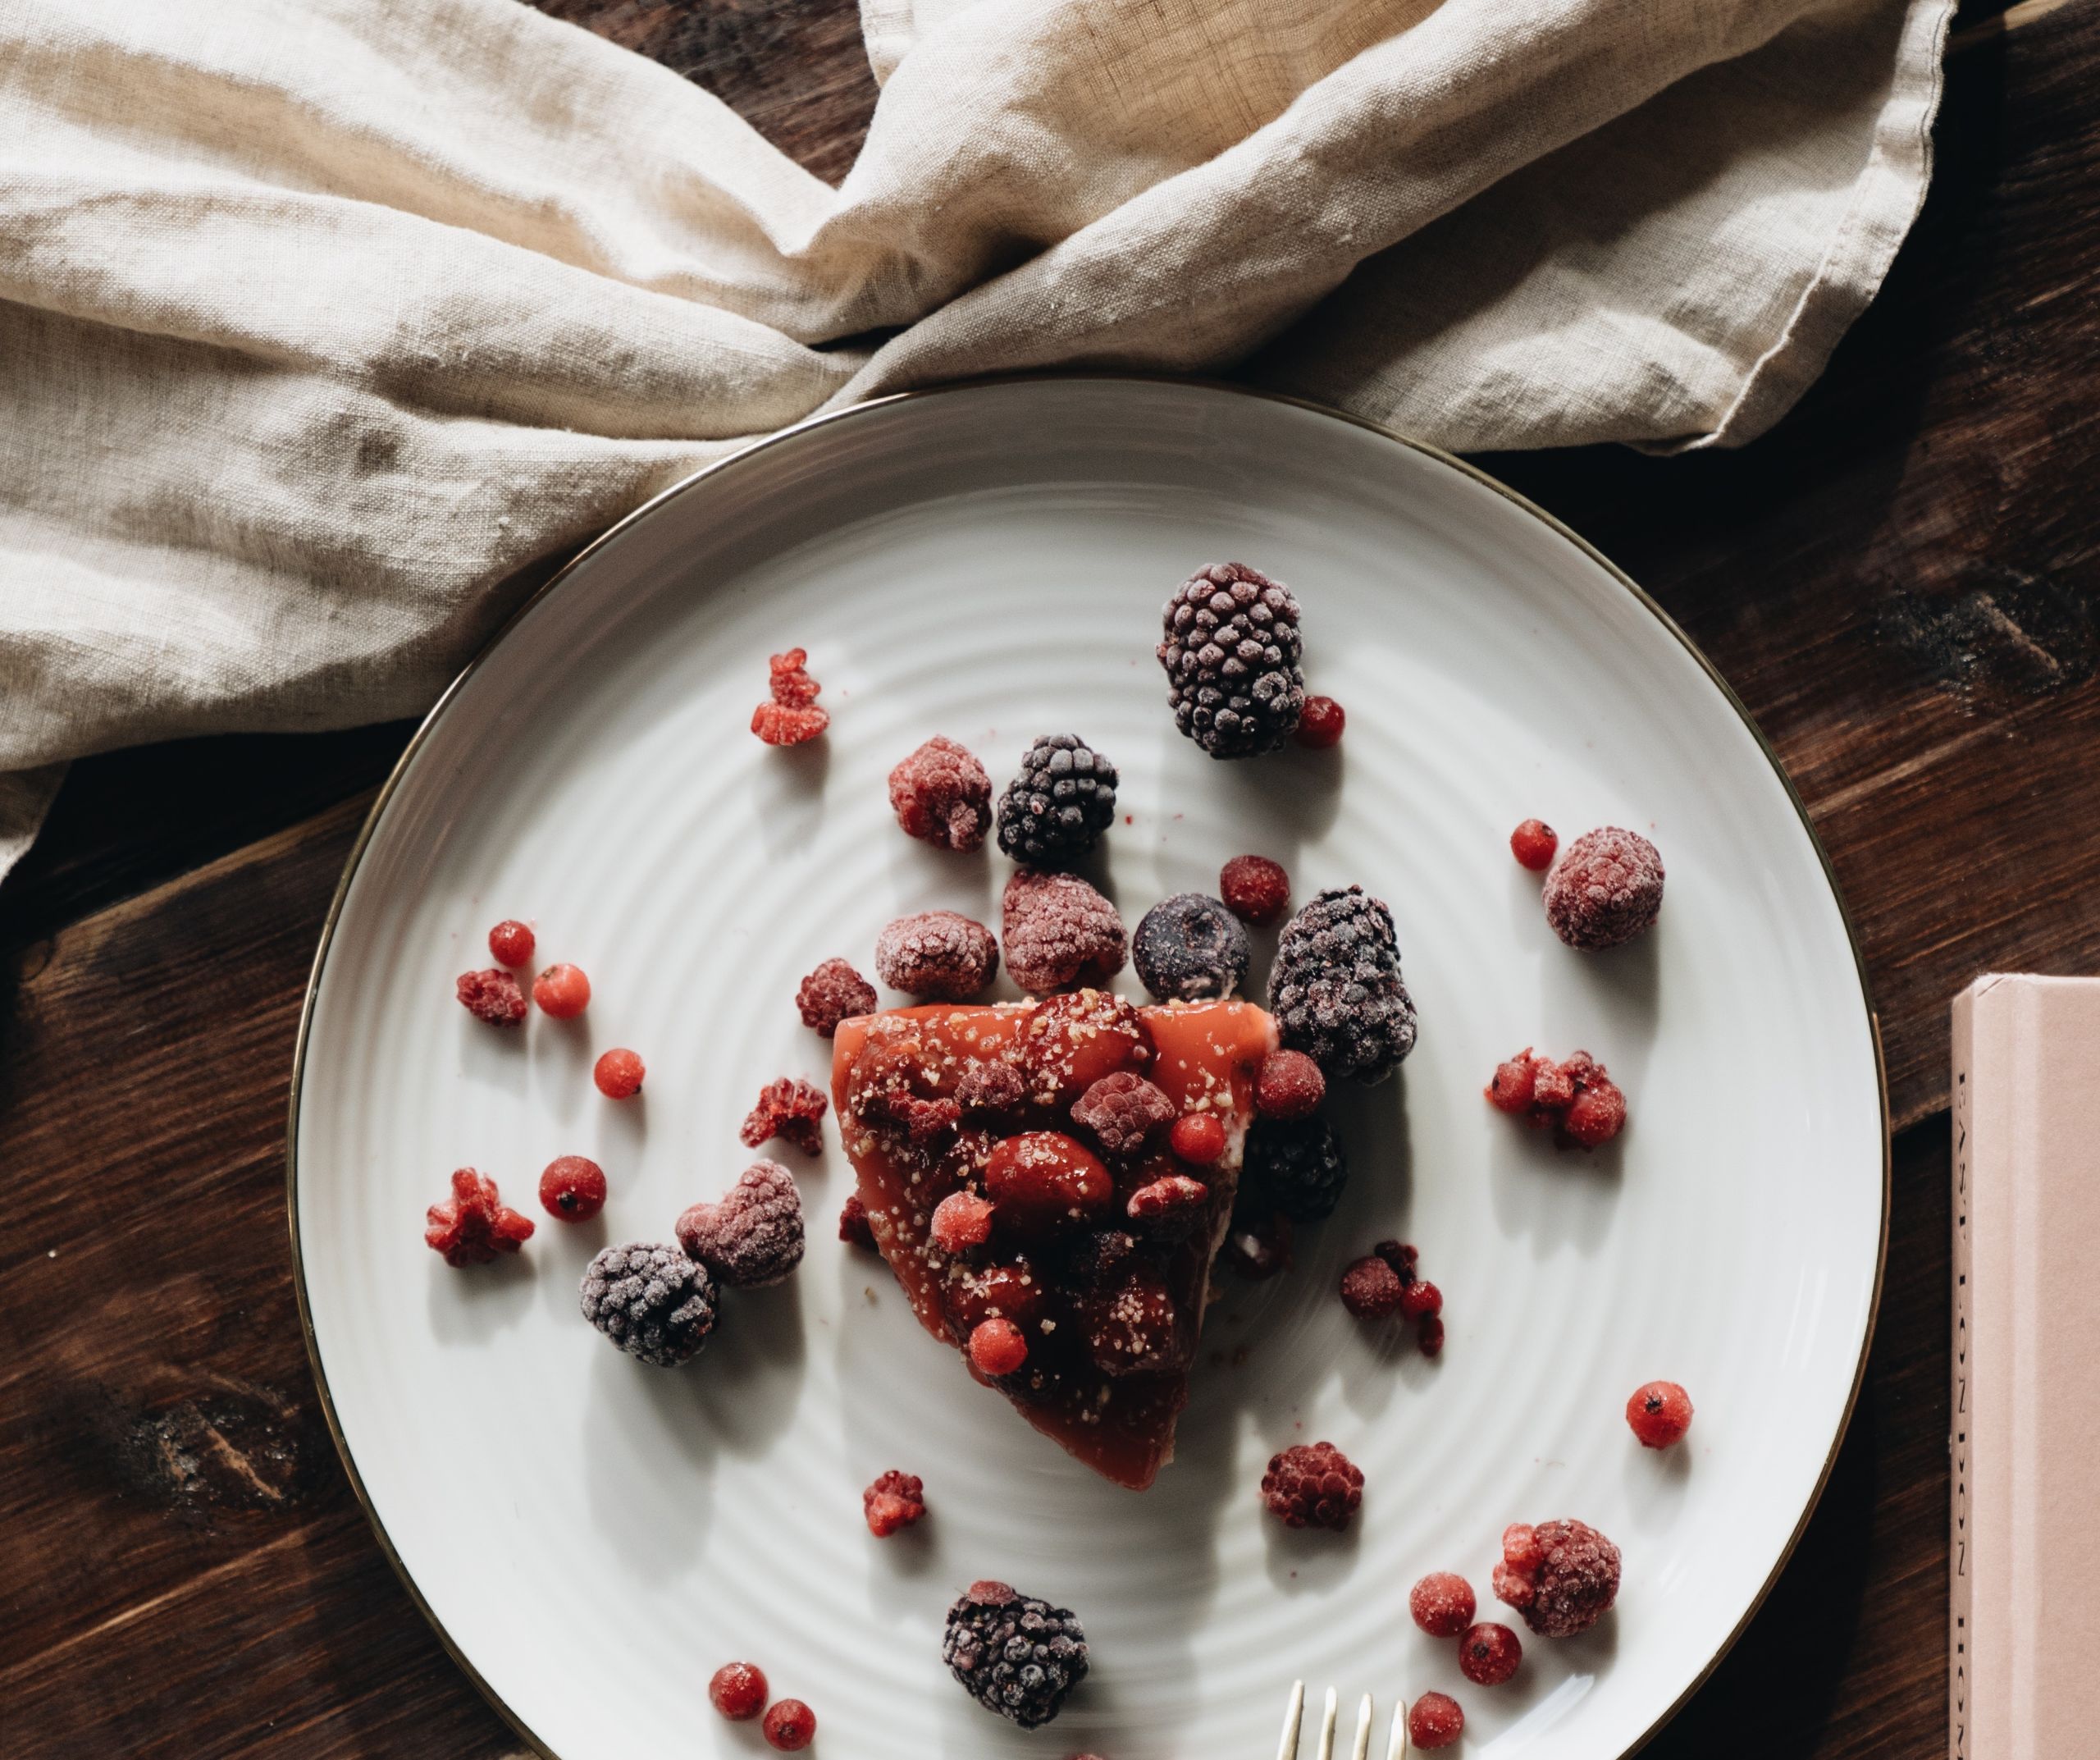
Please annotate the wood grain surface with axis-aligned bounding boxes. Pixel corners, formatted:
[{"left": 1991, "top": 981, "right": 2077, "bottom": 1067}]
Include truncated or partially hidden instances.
[{"left": 5, "top": 0, "right": 2093, "bottom": 1753}]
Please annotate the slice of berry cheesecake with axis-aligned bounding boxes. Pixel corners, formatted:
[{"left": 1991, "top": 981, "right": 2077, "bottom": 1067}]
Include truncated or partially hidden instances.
[{"left": 833, "top": 990, "right": 1276, "bottom": 1489}]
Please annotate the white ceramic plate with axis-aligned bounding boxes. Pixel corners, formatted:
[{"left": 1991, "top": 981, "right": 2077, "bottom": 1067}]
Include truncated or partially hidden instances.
[{"left": 291, "top": 377, "right": 1885, "bottom": 1760}]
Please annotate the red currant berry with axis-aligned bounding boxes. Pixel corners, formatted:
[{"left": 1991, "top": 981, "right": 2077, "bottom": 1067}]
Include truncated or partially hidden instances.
[
  {"left": 1459, "top": 1621, "right": 1522, "bottom": 1687},
  {"left": 1253, "top": 1049, "right": 1325, "bottom": 1120},
  {"left": 487, "top": 919, "right": 535, "bottom": 967},
  {"left": 1417, "top": 1314, "right": 1445, "bottom": 1356},
  {"left": 1219, "top": 853, "right": 1291, "bottom": 926},
  {"left": 1168, "top": 1112, "right": 1227, "bottom": 1165},
  {"left": 1399, "top": 1278, "right": 1441, "bottom": 1320},
  {"left": 1408, "top": 1571, "right": 1476, "bottom": 1638},
  {"left": 538, "top": 1155, "right": 606, "bottom": 1222},
  {"left": 1294, "top": 695, "right": 1345, "bottom": 749},
  {"left": 762, "top": 1698, "right": 816, "bottom": 1751},
  {"left": 968, "top": 1317, "right": 1029, "bottom": 1377},
  {"left": 708, "top": 1661, "right": 768, "bottom": 1721},
  {"left": 1409, "top": 1691, "right": 1465, "bottom": 1750},
  {"left": 930, "top": 1191, "right": 995, "bottom": 1255},
  {"left": 1509, "top": 818, "right": 1559, "bottom": 871},
  {"left": 532, "top": 962, "right": 591, "bottom": 1018},
  {"left": 594, "top": 1047, "right": 645, "bottom": 1099},
  {"left": 1627, "top": 1379, "right": 1695, "bottom": 1448}
]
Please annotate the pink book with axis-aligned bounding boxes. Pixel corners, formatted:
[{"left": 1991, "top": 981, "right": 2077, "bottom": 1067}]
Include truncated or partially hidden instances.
[{"left": 1951, "top": 976, "right": 2100, "bottom": 1760}]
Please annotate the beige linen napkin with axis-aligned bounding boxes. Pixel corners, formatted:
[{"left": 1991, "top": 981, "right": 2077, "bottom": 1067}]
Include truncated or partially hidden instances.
[{"left": 0, "top": 0, "right": 1952, "bottom": 885}]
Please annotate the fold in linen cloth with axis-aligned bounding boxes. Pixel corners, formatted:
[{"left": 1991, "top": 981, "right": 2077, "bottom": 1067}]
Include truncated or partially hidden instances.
[{"left": 0, "top": 0, "right": 1952, "bottom": 885}]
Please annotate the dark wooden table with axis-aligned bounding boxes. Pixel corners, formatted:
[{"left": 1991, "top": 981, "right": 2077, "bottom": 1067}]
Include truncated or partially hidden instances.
[{"left": 5, "top": 1, "right": 2095, "bottom": 1752}]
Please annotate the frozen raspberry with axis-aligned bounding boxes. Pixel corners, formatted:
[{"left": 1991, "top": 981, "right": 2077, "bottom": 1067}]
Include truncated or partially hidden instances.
[
  {"left": 1071, "top": 1071, "right": 1176, "bottom": 1155},
  {"left": 768, "top": 647, "right": 822, "bottom": 707},
  {"left": 1494, "top": 1518, "right": 1621, "bottom": 1636},
  {"left": 487, "top": 920, "right": 535, "bottom": 967},
  {"left": 1020, "top": 990, "right": 1153, "bottom": 1109},
  {"left": 1221, "top": 1209, "right": 1292, "bottom": 1279},
  {"left": 1460, "top": 1622, "right": 1522, "bottom": 1687},
  {"left": 1269, "top": 887, "right": 1417, "bottom": 1082},
  {"left": 677, "top": 1161, "right": 806, "bottom": 1288},
  {"left": 1339, "top": 1255, "right": 1404, "bottom": 1318},
  {"left": 1627, "top": 1380, "right": 1694, "bottom": 1448},
  {"left": 889, "top": 736, "right": 993, "bottom": 852},
  {"left": 1220, "top": 853, "right": 1291, "bottom": 926},
  {"left": 1167, "top": 1111, "right": 1226, "bottom": 1165},
  {"left": 1408, "top": 1572, "right": 1476, "bottom": 1638},
  {"left": 984, "top": 1132, "right": 1114, "bottom": 1238},
  {"left": 1125, "top": 1172, "right": 1210, "bottom": 1232},
  {"left": 863, "top": 1468, "right": 928, "bottom": 1537},
  {"left": 455, "top": 967, "right": 527, "bottom": 1026},
  {"left": 752, "top": 648, "right": 829, "bottom": 746},
  {"left": 1408, "top": 1692, "right": 1464, "bottom": 1750},
  {"left": 943, "top": 1579, "right": 1089, "bottom": 1729},
  {"left": 1487, "top": 1048, "right": 1627, "bottom": 1149},
  {"left": 796, "top": 957, "right": 878, "bottom": 1037},
  {"left": 532, "top": 962, "right": 591, "bottom": 1018},
  {"left": 1244, "top": 1117, "right": 1347, "bottom": 1222},
  {"left": 875, "top": 910, "right": 998, "bottom": 1001},
  {"left": 1542, "top": 826, "right": 1664, "bottom": 950},
  {"left": 594, "top": 1046, "right": 645, "bottom": 1099},
  {"left": 578, "top": 1241, "right": 716, "bottom": 1366},
  {"left": 957, "top": 1056, "right": 1027, "bottom": 1121},
  {"left": 1133, "top": 893, "right": 1249, "bottom": 1002},
  {"left": 1399, "top": 1278, "right": 1441, "bottom": 1320},
  {"left": 1254, "top": 1049, "right": 1325, "bottom": 1120},
  {"left": 1002, "top": 869, "right": 1126, "bottom": 995},
  {"left": 968, "top": 1316, "right": 1029, "bottom": 1377},
  {"left": 763, "top": 1698, "right": 816, "bottom": 1751},
  {"left": 997, "top": 734, "right": 1119, "bottom": 865},
  {"left": 931, "top": 1190, "right": 995, "bottom": 1255},
  {"left": 538, "top": 1155, "right": 606, "bottom": 1222},
  {"left": 1418, "top": 1314, "right": 1445, "bottom": 1356},
  {"left": 838, "top": 1192, "right": 877, "bottom": 1249},
  {"left": 1294, "top": 694, "right": 1344, "bottom": 749},
  {"left": 1260, "top": 1440, "right": 1363, "bottom": 1531},
  {"left": 1158, "top": 561, "right": 1306, "bottom": 758},
  {"left": 709, "top": 1661, "right": 769, "bottom": 1721},
  {"left": 741, "top": 1077, "right": 829, "bottom": 1155},
  {"left": 425, "top": 1168, "right": 535, "bottom": 1265},
  {"left": 1510, "top": 819, "right": 1558, "bottom": 871}
]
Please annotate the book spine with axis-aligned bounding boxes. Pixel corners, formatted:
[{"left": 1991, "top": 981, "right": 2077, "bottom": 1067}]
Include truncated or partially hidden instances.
[{"left": 1951, "top": 989, "right": 1974, "bottom": 1760}]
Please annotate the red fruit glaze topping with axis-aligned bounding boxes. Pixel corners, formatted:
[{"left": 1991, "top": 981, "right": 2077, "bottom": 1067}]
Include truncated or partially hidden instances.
[
  {"left": 1339, "top": 1254, "right": 1404, "bottom": 1318},
  {"left": 455, "top": 967, "right": 527, "bottom": 1026},
  {"left": 1542, "top": 825, "right": 1664, "bottom": 950},
  {"left": 708, "top": 1661, "right": 769, "bottom": 1721},
  {"left": 1071, "top": 1071, "right": 1176, "bottom": 1155},
  {"left": 797, "top": 957, "right": 878, "bottom": 1038},
  {"left": 424, "top": 1168, "right": 535, "bottom": 1266},
  {"left": 1167, "top": 1111, "right": 1227, "bottom": 1164},
  {"left": 875, "top": 910, "right": 999, "bottom": 1001},
  {"left": 1294, "top": 695, "right": 1345, "bottom": 748},
  {"left": 862, "top": 1468, "right": 928, "bottom": 1537},
  {"left": 1020, "top": 989, "right": 1153, "bottom": 1109},
  {"left": 487, "top": 920, "right": 535, "bottom": 967},
  {"left": 838, "top": 1192, "right": 877, "bottom": 1249},
  {"left": 1253, "top": 1049, "right": 1325, "bottom": 1120},
  {"left": 538, "top": 1155, "right": 607, "bottom": 1222},
  {"left": 742, "top": 1077, "right": 829, "bottom": 1154},
  {"left": 1259, "top": 1440, "right": 1363, "bottom": 1531},
  {"left": 1400, "top": 1278, "right": 1442, "bottom": 1321},
  {"left": 930, "top": 1190, "right": 995, "bottom": 1255},
  {"left": 1219, "top": 853, "right": 1291, "bottom": 926},
  {"left": 594, "top": 1047, "right": 645, "bottom": 1099},
  {"left": 969, "top": 1316, "right": 1029, "bottom": 1377},
  {"left": 1409, "top": 1571, "right": 1477, "bottom": 1638},
  {"left": 1460, "top": 1621, "right": 1523, "bottom": 1687},
  {"left": 1486, "top": 1047, "right": 1627, "bottom": 1150},
  {"left": 532, "top": 962, "right": 591, "bottom": 1019},
  {"left": 1627, "top": 1380, "right": 1695, "bottom": 1448},
  {"left": 889, "top": 735, "right": 993, "bottom": 852},
  {"left": 1409, "top": 1691, "right": 1465, "bottom": 1749},
  {"left": 1494, "top": 1517, "right": 1621, "bottom": 1637},
  {"left": 1125, "top": 1173, "right": 1211, "bottom": 1229},
  {"left": 1509, "top": 819, "right": 1559, "bottom": 872},
  {"left": 762, "top": 1698, "right": 817, "bottom": 1751}
]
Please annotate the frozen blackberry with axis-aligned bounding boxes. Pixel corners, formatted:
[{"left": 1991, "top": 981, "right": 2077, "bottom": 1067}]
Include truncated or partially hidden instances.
[
  {"left": 1157, "top": 561, "right": 1305, "bottom": 758},
  {"left": 1002, "top": 868, "right": 1126, "bottom": 995},
  {"left": 1132, "top": 893, "right": 1249, "bottom": 1001},
  {"left": 942, "top": 1579, "right": 1089, "bottom": 1729},
  {"left": 1244, "top": 1117, "right": 1347, "bottom": 1222},
  {"left": 996, "top": 735, "right": 1118, "bottom": 866},
  {"left": 578, "top": 1242, "right": 717, "bottom": 1367},
  {"left": 1267, "top": 886, "right": 1417, "bottom": 1082}
]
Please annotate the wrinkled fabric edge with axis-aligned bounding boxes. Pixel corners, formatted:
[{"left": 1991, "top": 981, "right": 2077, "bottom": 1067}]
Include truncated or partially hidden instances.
[
  {"left": 0, "top": 762, "right": 67, "bottom": 894},
  {"left": 859, "top": 0, "right": 915, "bottom": 84},
  {"left": 1648, "top": 0, "right": 1956, "bottom": 454}
]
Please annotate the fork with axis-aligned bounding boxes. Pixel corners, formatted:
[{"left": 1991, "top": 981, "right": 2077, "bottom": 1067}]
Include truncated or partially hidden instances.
[{"left": 1274, "top": 1680, "right": 1408, "bottom": 1759}]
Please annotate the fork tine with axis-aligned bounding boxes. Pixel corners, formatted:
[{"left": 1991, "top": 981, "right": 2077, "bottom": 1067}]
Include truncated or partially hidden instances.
[
  {"left": 1276, "top": 1680, "right": 1305, "bottom": 1760},
  {"left": 1349, "top": 1692, "right": 1373, "bottom": 1760},
  {"left": 1316, "top": 1685, "right": 1340, "bottom": 1760},
  {"left": 1386, "top": 1698, "right": 1408, "bottom": 1759}
]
